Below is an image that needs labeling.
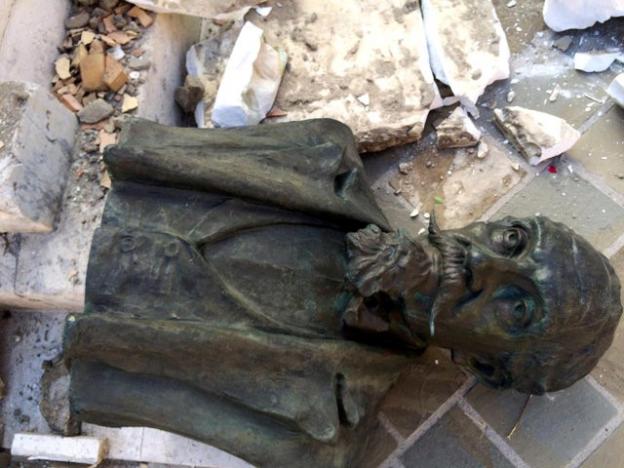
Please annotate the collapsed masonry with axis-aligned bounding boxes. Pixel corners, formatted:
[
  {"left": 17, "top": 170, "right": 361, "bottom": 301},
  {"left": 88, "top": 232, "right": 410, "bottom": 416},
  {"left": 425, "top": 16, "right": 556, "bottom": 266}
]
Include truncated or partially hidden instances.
[{"left": 180, "top": 0, "right": 511, "bottom": 152}]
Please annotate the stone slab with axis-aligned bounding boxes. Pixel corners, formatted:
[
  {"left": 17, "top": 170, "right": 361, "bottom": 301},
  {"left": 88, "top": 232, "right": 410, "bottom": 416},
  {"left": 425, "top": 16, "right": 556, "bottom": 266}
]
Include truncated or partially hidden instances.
[
  {"left": 568, "top": 105, "right": 624, "bottom": 195},
  {"left": 466, "top": 380, "right": 619, "bottom": 468},
  {"left": 0, "top": 0, "right": 70, "bottom": 86},
  {"left": 494, "top": 169, "right": 624, "bottom": 251},
  {"left": 400, "top": 406, "right": 515, "bottom": 468},
  {"left": 0, "top": 81, "right": 76, "bottom": 233}
]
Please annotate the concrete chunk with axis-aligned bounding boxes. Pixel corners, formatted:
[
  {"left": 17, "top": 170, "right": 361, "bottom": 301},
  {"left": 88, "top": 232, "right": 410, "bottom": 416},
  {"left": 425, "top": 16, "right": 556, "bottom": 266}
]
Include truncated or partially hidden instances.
[
  {"left": 0, "top": 82, "right": 76, "bottom": 233},
  {"left": 11, "top": 433, "right": 107, "bottom": 465},
  {"left": 422, "top": 0, "right": 510, "bottom": 113}
]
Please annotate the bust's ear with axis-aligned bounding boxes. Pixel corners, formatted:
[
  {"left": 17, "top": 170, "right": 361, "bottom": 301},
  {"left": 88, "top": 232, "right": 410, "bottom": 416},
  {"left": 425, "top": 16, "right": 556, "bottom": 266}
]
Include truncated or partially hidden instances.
[{"left": 345, "top": 225, "right": 409, "bottom": 299}]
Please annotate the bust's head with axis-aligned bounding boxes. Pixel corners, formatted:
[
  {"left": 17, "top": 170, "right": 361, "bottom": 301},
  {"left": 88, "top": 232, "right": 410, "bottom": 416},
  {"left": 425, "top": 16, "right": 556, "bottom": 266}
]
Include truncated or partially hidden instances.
[{"left": 428, "top": 216, "right": 622, "bottom": 394}]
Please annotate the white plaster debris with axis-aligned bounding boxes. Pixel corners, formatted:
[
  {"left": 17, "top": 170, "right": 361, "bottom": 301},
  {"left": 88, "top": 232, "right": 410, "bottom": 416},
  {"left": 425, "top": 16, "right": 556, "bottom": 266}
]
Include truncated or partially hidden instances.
[
  {"left": 607, "top": 73, "right": 624, "bottom": 108},
  {"left": 422, "top": 0, "right": 510, "bottom": 114},
  {"left": 544, "top": 0, "right": 624, "bottom": 31},
  {"left": 494, "top": 106, "right": 581, "bottom": 165},
  {"left": 126, "top": 0, "right": 264, "bottom": 20},
  {"left": 255, "top": 6, "right": 273, "bottom": 17},
  {"left": 11, "top": 434, "right": 108, "bottom": 465},
  {"left": 434, "top": 107, "right": 482, "bottom": 149},
  {"left": 574, "top": 52, "right": 619, "bottom": 72},
  {"left": 211, "top": 22, "right": 287, "bottom": 128},
  {"left": 189, "top": 0, "right": 443, "bottom": 151}
]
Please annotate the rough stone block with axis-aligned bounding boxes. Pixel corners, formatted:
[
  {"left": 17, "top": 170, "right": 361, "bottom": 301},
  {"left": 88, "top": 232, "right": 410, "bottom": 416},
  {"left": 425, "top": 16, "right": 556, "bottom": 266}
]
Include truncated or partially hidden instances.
[{"left": 0, "top": 82, "right": 76, "bottom": 233}]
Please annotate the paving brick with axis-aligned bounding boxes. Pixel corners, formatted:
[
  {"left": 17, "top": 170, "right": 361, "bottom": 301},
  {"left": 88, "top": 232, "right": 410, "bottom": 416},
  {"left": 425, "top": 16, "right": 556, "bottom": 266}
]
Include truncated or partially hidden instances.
[
  {"left": 400, "top": 407, "right": 515, "bottom": 468},
  {"left": 379, "top": 348, "right": 466, "bottom": 438},
  {"left": 0, "top": 81, "right": 76, "bottom": 233},
  {"left": 466, "top": 379, "right": 619, "bottom": 468},
  {"left": 568, "top": 105, "right": 624, "bottom": 195},
  {"left": 592, "top": 247, "right": 624, "bottom": 402},
  {"left": 358, "top": 423, "right": 398, "bottom": 468},
  {"left": 581, "top": 422, "right": 624, "bottom": 468},
  {"left": 495, "top": 169, "right": 624, "bottom": 251}
]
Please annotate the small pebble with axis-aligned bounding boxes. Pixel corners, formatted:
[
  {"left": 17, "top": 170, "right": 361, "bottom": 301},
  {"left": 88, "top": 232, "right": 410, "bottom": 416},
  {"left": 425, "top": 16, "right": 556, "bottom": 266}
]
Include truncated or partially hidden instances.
[{"left": 410, "top": 208, "right": 419, "bottom": 219}]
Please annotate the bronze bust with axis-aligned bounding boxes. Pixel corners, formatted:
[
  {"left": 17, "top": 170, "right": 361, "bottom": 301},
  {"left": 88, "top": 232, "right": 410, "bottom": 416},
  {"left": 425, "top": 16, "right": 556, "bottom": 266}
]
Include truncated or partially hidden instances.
[{"left": 63, "top": 118, "right": 622, "bottom": 467}]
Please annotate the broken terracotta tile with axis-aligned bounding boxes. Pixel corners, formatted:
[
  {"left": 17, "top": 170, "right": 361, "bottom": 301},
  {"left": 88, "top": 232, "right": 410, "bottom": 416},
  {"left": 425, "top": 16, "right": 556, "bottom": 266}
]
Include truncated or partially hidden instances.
[
  {"left": 127, "top": 6, "right": 154, "bottom": 28},
  {"left": 102, "top": 15, "right": 117, "bottom": 34},
  {"left": 108, "top": 31, "right": 132, "bottom": 45},
  {"left": 72, "top": 43, "right": 88, "bottom": 68},
  {"left": 59, "top": 94, "right": 83, "bottom": 113},
  {"left": 98, "top": 130, "right": 117, "bottom": 152},
  {"left": 80, "top": 42, "right": 106, "bottom": 91},
  {"left": 55, "top": 56, "right": 72, "bottom": 80},
  {"left": 115, "top": 4, "right": 132, "bottom": 15},
  {"left": 81, "top": 30, "right": 96, "bottom": 45},
  {"left": 99, "top": 35, "right": 117, "bottom": 47},
  {"left": 121, "top": 94, "right": 138, "bottom": 112},
  {"left": 103, "top": 55, "right": 128, "bottom": 92}
]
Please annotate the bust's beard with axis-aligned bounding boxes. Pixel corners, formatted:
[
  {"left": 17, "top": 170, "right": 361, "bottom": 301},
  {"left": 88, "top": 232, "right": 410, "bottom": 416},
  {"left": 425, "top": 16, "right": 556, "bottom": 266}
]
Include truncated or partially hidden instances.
[
  {"left": 345, "top": 225, "right": 437, "bottom": 301},
  {"left": 427, "top": 214, "right": 468, "bottom": 336}
]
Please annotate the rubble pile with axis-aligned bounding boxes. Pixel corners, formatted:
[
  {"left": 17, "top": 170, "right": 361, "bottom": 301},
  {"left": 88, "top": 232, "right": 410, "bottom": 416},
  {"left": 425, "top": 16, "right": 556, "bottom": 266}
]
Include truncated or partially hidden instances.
[{"left": 51, "top": 0, "right": 155, "bottom": 188}]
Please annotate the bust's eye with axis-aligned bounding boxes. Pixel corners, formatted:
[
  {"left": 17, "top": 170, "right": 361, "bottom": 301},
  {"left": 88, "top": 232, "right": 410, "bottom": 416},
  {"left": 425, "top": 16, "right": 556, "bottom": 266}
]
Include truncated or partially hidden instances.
[
  {"left": 497, "top": 226, "right": 528, "bottom": 257},
  {"left": 491, "top": 286, "right": 540, "bottom": 333}
]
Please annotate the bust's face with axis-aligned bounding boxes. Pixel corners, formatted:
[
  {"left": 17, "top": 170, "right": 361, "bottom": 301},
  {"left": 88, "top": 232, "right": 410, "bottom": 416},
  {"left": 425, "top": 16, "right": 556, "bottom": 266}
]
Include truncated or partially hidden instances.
[{"left": 426, "top": 216, "right": 622, "bottom": 394}]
